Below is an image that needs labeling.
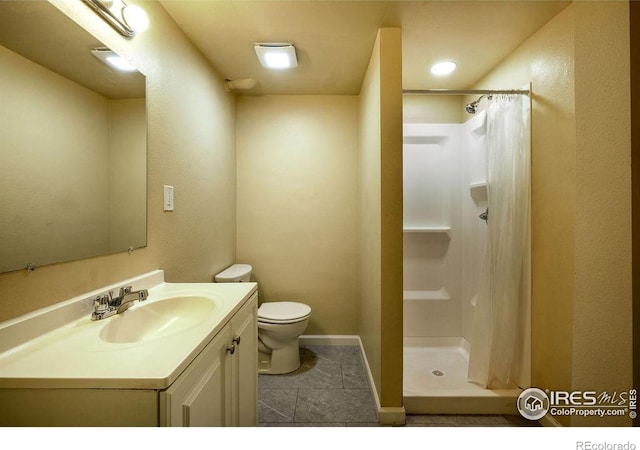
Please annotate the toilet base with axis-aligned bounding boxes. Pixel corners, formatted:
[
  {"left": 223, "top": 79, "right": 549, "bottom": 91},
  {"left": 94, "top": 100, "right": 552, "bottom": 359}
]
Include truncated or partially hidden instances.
[{"left": 257, "top": 339, "right": 301, "bottom": 374}]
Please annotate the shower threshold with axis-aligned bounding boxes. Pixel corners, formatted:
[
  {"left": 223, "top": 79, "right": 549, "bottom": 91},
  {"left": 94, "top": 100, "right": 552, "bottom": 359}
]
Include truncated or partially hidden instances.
[{"left": 403, "top": 337, "right": 521, "bottom": 415}]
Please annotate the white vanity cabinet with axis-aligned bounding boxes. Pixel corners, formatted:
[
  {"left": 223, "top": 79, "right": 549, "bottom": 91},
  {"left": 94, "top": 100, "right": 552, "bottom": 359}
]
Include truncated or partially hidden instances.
[
  {"left": 160, "top": 293, "right": 257, "bottom": 427},
  {"left": 0, "top": 273, "right": 258, "bottom": 427}
]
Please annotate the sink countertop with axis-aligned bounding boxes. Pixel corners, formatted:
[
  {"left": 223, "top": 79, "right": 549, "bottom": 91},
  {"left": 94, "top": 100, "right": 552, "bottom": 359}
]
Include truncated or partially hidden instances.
[{"left": 0, "top": 271, "right": 257, "bottom": 390}]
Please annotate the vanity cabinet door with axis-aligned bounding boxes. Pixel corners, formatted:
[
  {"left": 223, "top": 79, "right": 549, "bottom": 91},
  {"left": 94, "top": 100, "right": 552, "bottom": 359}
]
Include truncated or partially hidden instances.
[
  {"left": 229, "top": 293, "right": 258, "bottom": 426},
  {"left": 159, "top": 292, "right": 258, "bottom": 427},
  {"left": 160, "top": 325, "right": 233, "bottom": 427}
]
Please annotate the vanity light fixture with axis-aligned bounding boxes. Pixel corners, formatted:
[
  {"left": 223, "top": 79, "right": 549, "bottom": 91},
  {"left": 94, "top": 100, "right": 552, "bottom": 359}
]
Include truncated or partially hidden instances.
[
  {"left": 82, "top": 0, "right": 149, "bottom": 39},
  {"left": 430, "top": 60, "right": 457, "bottom": 76},
  {"left": 91, "top": 47, "right": 137, "bottom": 72},
  {"left": 254, "top": 43, "right": 298, "bottom": 70}
]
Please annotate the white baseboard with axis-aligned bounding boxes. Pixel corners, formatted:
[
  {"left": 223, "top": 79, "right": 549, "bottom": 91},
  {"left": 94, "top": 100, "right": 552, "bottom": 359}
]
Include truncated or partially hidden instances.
[
  {"left": 299, "top": 335, "right": 406, "bottom": 425},
  {"left": 299, "top": 335, "right": 360, "bottom": 346}
]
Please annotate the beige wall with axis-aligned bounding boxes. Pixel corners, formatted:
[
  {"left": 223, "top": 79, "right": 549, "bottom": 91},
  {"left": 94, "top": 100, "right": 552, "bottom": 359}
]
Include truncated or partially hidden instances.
[
  {"left": 359, "top": 31, "right": 383, "bottom": 396},
  {"left": 0, "top": 0, "right": 236, "bottom": 322},
  {"left": 0, "top": 44, "right": 111, "bottom": 272},
  {"left": 474, "top": 2, "right": 632, "bottom": 426},
  {"left": 236, "top": 95, "right": 360, "bottom": 335},
  {"left": 572, "top": 0, "right": 631, "bottom": 427},
  {"left": 359, "top": 28, "right": 404, "bottom": 410}
]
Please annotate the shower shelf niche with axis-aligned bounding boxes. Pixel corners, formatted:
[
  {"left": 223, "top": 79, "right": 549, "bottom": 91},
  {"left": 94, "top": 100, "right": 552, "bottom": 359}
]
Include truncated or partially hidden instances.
[
  {"left": 469, "top": 182, "right": 488, "bottom": 203},
  {"left": 404, "top": 288, "right": 450, "bottom": 301},
  {"left": 403, "top": 226, "right": 451, "bottom": 236},
  {"left": 469, "top": 182, "right": 487, "bottom": 193}
]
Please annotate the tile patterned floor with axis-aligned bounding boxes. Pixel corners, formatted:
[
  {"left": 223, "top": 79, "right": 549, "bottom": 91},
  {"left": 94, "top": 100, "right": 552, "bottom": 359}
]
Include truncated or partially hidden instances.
[
  {"left": 258, "top": 344, "right": 538, "bottom": 427},
  {"left": 258, "top": 345, "right": 378, "bottom": 426},
  {"left": 405, "top": 414, "right": 538, "bottom": 427}
]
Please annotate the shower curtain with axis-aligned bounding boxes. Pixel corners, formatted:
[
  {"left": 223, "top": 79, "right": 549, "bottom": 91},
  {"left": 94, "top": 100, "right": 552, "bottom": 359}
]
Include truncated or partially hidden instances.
[{"left": 467, "top": 93, "right": 531, "bottom": 389}]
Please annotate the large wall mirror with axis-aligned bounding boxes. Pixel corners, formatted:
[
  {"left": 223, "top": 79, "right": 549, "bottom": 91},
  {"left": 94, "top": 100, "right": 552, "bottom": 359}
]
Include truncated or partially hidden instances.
[{"left": 0, "top": 1, "right": 147, "bottom": 273}]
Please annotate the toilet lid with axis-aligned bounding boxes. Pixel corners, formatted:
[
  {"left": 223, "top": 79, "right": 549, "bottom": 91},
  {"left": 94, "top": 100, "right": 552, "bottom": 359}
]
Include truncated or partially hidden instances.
[
  {"left": 258, "top": 302, "right": 311, "bottom": 323},
  {"left": 214, "top": 264, "right": 252, "bottom": 282}
]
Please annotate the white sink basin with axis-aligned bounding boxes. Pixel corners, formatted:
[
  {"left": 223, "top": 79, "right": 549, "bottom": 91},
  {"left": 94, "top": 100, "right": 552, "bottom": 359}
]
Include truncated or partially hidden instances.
[
  {"left": 0, "top": 270, "right": 258, "bottom": 390},
  {"left": 99, "top": 296, "right": 216, "bottom": 344}
]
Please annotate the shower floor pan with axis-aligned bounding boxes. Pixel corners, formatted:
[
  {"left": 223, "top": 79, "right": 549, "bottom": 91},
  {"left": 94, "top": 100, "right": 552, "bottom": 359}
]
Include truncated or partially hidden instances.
[{"left": 403, "top": 337, "right": 521, "bottom": 415}]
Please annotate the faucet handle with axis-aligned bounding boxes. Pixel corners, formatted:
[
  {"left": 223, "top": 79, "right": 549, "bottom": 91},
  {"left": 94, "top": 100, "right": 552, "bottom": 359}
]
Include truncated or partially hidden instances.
[
  {"left": 119, "top": 285, "right": 132, "bottom": 297},
  {"left": 94, "top": 293, "right": 110, "bottom": 306},
  {"left": 93, "top": 293, "right": 111, "bottom": 313},
  {"left": 91, "top": 293, "right": 115, "bottom": 320}
]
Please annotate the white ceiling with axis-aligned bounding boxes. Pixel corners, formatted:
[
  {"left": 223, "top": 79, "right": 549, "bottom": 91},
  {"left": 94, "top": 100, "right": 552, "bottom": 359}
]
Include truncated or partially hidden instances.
[{"left": 159, "top": 0, "right": 570, "bottom": 95}]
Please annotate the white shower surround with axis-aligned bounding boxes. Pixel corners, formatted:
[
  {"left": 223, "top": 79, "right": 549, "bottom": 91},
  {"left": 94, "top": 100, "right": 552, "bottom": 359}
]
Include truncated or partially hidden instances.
[
  {"left": 402, "top": 113, "right": 488, "bottom": 342},
  {"left": 402, "top": 110, "right": 531, "bottom": 413}
]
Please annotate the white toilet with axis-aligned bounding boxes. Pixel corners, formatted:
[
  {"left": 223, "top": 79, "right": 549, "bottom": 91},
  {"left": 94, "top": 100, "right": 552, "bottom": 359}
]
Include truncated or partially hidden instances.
[{"left": 214, "top": 264, "right": 311, "bottom": 375}]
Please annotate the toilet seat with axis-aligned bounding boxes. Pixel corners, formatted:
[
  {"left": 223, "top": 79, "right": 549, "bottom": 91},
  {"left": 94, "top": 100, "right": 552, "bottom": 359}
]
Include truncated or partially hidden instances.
[{"left": 258, "top": 302, "right": 311, "bottom": 324}]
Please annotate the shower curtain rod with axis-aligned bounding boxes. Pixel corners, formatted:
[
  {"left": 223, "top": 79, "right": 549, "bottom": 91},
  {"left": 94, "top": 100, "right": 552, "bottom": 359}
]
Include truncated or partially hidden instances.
[{"left": 403, "top": 89, "right": 530, "bottom": 96}]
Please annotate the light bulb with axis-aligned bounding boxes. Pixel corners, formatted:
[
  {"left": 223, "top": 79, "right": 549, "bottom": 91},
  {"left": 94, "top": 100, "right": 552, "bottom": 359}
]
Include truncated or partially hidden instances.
[{"left": 122, "top": 4, "right": 149, "bottom": 33}]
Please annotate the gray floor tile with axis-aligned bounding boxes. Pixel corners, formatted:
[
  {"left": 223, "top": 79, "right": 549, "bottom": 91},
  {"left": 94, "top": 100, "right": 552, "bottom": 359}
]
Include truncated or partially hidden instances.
[
  {"left": 405, "top": 423, "right": 455, "bottom": 427},
  {"left": 295, "top": 388, "right": 377, "bottom": 423},
  {"left": 297, "top": 363, "right": 344, "bottom": 388},
  {"left": 259, "top": 363, "right": 343, "bottom": 389},
  {"left": 346, "top": 422, "right": 380, "bottom": 427},
  {"left": 406, "top": 414, "right": 510, "bottom": 426},
  {"left": 503, "top": 415, "right": 540, "bottom": 427},
  {"left": 302, "top": 345, "right": 363, "bottom": 366},
  {"left": 342, "top": 363, "right": 369, "bottom": 388},
  {"left": 260, "top": 422, "right": 347, "bottom": 427},
  {"left": 258, "top": 389, "right": 297, "bottom": 423}
]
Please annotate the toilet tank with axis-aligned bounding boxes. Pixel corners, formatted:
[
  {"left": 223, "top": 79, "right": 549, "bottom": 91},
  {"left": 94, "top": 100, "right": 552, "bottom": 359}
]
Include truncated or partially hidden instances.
[{"left": 214, "top": 264, "right": 252, "bottom": 282}]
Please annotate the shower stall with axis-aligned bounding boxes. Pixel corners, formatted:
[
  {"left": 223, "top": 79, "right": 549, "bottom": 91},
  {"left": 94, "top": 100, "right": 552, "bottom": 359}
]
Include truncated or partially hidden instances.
[{"left": 402, "top": 89, "right": 531, "bottom": 414}]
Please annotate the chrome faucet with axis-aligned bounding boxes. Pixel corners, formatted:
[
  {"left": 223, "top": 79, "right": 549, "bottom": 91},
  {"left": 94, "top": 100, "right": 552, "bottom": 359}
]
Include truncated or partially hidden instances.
[{"left": 91, "top": 285, "right": 149, "bottom": 321}]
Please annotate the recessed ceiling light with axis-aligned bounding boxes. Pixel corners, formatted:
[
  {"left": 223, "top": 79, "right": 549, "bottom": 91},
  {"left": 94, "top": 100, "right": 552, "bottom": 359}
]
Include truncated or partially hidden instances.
[
  {"left": 254, "top": 43, "right": 298, "bottom": 70},
  {"left": 91, "top": 47, "right": 137, "bottom": 72},
  {"left": 430, "top": 61, "right": 457, "bottom": 76}
]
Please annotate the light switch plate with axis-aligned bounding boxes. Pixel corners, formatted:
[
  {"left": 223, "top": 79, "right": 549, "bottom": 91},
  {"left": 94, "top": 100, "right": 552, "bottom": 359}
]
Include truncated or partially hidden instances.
[{"left": 163, "top": 185, "right": 174, "bottom": 211}]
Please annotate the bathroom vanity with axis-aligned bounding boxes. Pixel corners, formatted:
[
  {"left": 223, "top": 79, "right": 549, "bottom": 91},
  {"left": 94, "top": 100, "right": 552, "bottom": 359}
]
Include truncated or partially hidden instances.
[{"left": 0, "top": 270, "right": 258, "bottom": 426}]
